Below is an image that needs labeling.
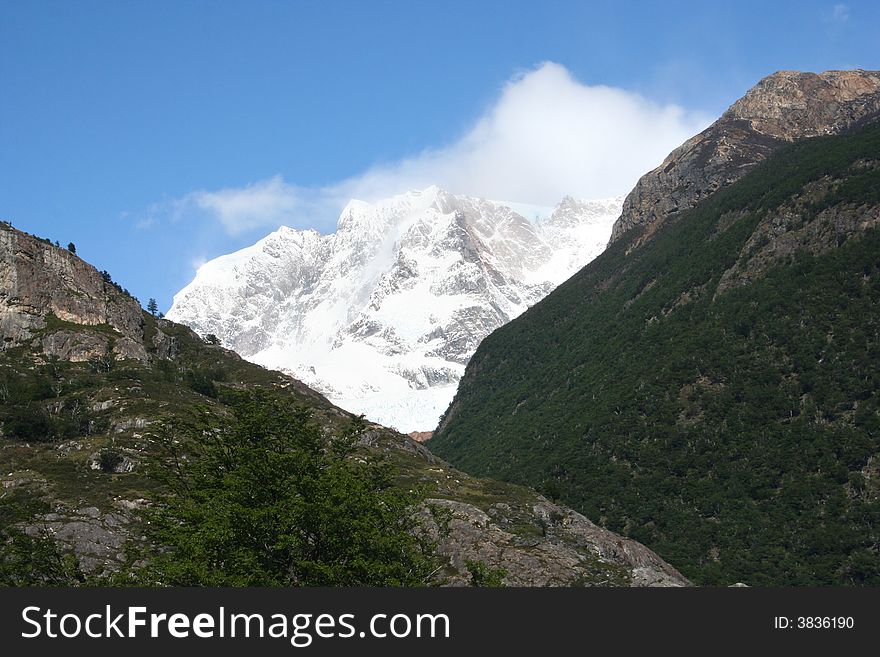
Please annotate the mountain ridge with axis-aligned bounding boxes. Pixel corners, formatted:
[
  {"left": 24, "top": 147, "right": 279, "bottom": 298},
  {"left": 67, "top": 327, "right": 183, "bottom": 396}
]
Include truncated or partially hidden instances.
[
  {"left": 168, "top": 187, "right": 622, "bottom": 431},
  {"left": 609, "top": 69, "right": 880, "bottom": 245}
]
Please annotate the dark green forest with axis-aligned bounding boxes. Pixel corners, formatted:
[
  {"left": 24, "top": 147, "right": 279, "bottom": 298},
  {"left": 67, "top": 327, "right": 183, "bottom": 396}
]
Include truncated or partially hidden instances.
[{"left": 430, "top": 121, "right": 880, "bottom": 586}]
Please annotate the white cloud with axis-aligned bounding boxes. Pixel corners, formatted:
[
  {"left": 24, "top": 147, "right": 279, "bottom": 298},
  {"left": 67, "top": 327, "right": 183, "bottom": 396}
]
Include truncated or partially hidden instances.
[
  {"left": 134, "top": 215, "right": 157, "bottom": 230},
  {"left": 157, "top": 175, "right": 339, "bottom": 236},
  {"left": 178, "top": 176, "right": 305, "bottom": 236},
  {"left": 340, "top": 62, "right": 710, "bottom": 205},
  {"left": 158, "top": 62, "right": 711, "bottom": 235},
  {"left": 830, "top": 4, "right": 850, "bottom": 22},
  {"left": 188, "top": 256, "right": 208, "bottom": 273}
]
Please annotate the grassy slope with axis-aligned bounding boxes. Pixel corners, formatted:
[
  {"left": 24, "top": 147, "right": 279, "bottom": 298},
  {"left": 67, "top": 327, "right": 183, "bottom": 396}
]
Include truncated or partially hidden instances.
[
  {"left": 0, "top": 314, "right": 335, "bottom": 509},
  {"left": 429, "top": 121, "right": 880, "bottom": 585}
]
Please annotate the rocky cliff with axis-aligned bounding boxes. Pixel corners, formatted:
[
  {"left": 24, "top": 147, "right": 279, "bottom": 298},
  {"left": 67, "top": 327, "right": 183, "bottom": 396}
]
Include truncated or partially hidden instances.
[
  {"left": 0, "top": 222, "right": 147, "bottom": 361},
  {"left": 609, "top": 69, "right": 880, "bottom": 245}
]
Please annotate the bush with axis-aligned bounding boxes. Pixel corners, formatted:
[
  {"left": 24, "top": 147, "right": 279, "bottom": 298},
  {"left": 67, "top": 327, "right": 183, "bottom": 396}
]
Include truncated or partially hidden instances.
[
  {"left": 2, "top": 403, "right": 53, "bottom": 442},
  {"left": 139, "top": 391, "right": 440, "bottom": 586},
  {"left": 98, "top": 449, "right": 125, "bottom": 473},
  {"left": 184, "top": 370, "right": 217, "bottom": 398},
  {"left": 465, "top": 560, "right": 506, "bottom": 587}
]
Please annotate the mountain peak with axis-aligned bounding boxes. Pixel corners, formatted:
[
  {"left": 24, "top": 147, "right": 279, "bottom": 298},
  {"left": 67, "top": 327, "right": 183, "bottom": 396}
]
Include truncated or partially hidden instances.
[
  {"left": 610, "top": 68, "right": 880, "bottom": 244},
  {"left": 724, "top": 69, "right": 880, "bottom": 139},
  {"left": 336, "top": 186, "right": 451, "bottom": 233},
  {"left": 168, "top": 190, "right": 622, "bottom": 431}
]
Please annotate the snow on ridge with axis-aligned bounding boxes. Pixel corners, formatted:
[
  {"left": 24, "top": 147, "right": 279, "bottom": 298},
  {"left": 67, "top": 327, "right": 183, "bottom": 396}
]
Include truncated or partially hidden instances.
[{"left": 167, "top": 186, "right": 622, "bottom": 432}]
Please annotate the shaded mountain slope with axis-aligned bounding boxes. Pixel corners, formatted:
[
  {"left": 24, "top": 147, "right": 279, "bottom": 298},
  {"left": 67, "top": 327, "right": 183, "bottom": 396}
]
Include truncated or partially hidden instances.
[{"left": 430, "top": 118, "right": 880, "bottom": 585}]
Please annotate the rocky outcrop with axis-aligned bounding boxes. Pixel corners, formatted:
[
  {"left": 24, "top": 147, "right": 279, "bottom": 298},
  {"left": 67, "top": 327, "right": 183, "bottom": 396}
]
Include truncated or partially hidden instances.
[
  {"left": 715, "top": 172, "right": 880, "bottom": 294},
  {"left": 610, "top": 69, "right": 880, "bottom": 244},
  {"left": 39, "top": 329, "right": 112, "bottom": 362},
  {"left": 27, "top": 506, "right": 133, "bottom": 574},
  {"left": 0, "top": 223, "right": 147, "bottom": 360},
  {"left": 151, "top": 326, "right": 179, "bottom": 359},
  {"left": 427, "top": 498, "right": 688, "bottom": 587}
]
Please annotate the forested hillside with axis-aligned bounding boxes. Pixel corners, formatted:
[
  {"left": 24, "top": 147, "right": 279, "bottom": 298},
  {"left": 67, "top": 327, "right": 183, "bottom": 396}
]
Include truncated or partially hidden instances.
[{"left": 430, "top": 120, "right": 880, "bottom": 585}]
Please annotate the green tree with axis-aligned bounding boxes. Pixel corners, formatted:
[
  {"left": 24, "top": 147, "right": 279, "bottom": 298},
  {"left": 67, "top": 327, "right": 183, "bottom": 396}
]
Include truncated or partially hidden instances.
[
  {"left": 0, "top": 527, "right": 85, "bottom": 586},
  {"left": 184, "top": 370, "right": 217, "bottom": 398},
  {"left": 146, "top": 298, "right": 159, "bottom": 316},
  {"left": 140, "top": 391, "right": 439, "bottom": 586},
  {"left": 0, "top": 492, "right": 85, "bottom": 587},
  {"left": 2, "top": 402, "right": 53, "bottom": 441},
  {"left": 465, "top": 559, "right": 506, "bottom": 587},
  {"left": 66, "top": 242, "right": 76, "bottom": 254}
]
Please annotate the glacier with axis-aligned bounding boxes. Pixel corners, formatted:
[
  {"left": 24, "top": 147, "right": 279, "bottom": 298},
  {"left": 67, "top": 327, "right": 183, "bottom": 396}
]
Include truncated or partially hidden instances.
[{"left": 167, "top": 186, "right": 621, "bottom": 432}]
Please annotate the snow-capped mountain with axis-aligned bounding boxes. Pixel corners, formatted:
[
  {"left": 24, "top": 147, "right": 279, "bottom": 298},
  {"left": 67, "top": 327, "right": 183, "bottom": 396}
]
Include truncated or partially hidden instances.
[{"left": 167, "top": 186, "right": 621, "bottom": 431}]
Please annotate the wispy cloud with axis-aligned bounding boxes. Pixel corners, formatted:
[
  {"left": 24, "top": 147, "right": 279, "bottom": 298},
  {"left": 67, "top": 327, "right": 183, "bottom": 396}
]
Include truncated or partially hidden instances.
[
  {"left": 143, "top": 62, "right": 711, "bottom": 236},
  {"left": 134, "top": 215, "right": 157, "bottom": 230},
  {"left": 190, "top": 255, "right": 207, "bottom": 272},
  {"left": 189, "top": 176, "right": 301, "bottom": 236},
  {"left": 829, "top": 3, "right": 850, "bottom": 22}
]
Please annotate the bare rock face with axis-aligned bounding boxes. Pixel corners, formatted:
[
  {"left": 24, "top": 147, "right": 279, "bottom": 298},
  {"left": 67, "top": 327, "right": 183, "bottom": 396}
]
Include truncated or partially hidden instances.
[
  {"left": 40, "top": 329, "right": 111, "bottom": 362},
  {"left": 725, "top": 69, "right": 880, "bottom": 138},
  {"left": 426, "top": 497, "right": 688, "bottom": 587},
  {"left": 0, "top": 223, "right": 147, "bottom": 360},
  {"left": 610, "top": 69, "right": 880, "bottom": 244},
  {"left": 27, "top": 506, "right": 133, "bottom": 575},
  {"left": 151, "top": 326, "right": 180, "bottom": 359}
]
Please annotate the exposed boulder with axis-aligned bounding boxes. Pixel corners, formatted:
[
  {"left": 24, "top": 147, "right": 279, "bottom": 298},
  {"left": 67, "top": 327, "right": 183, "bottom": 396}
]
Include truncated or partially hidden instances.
[{"left": 425, "top": 498, "right": 688, "bottom": 587}]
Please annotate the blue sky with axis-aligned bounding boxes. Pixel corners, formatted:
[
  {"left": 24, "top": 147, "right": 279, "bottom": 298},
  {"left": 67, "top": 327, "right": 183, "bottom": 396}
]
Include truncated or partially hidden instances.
[{"left": 1, "top": 0, "right": 877, "bottom": 311}]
